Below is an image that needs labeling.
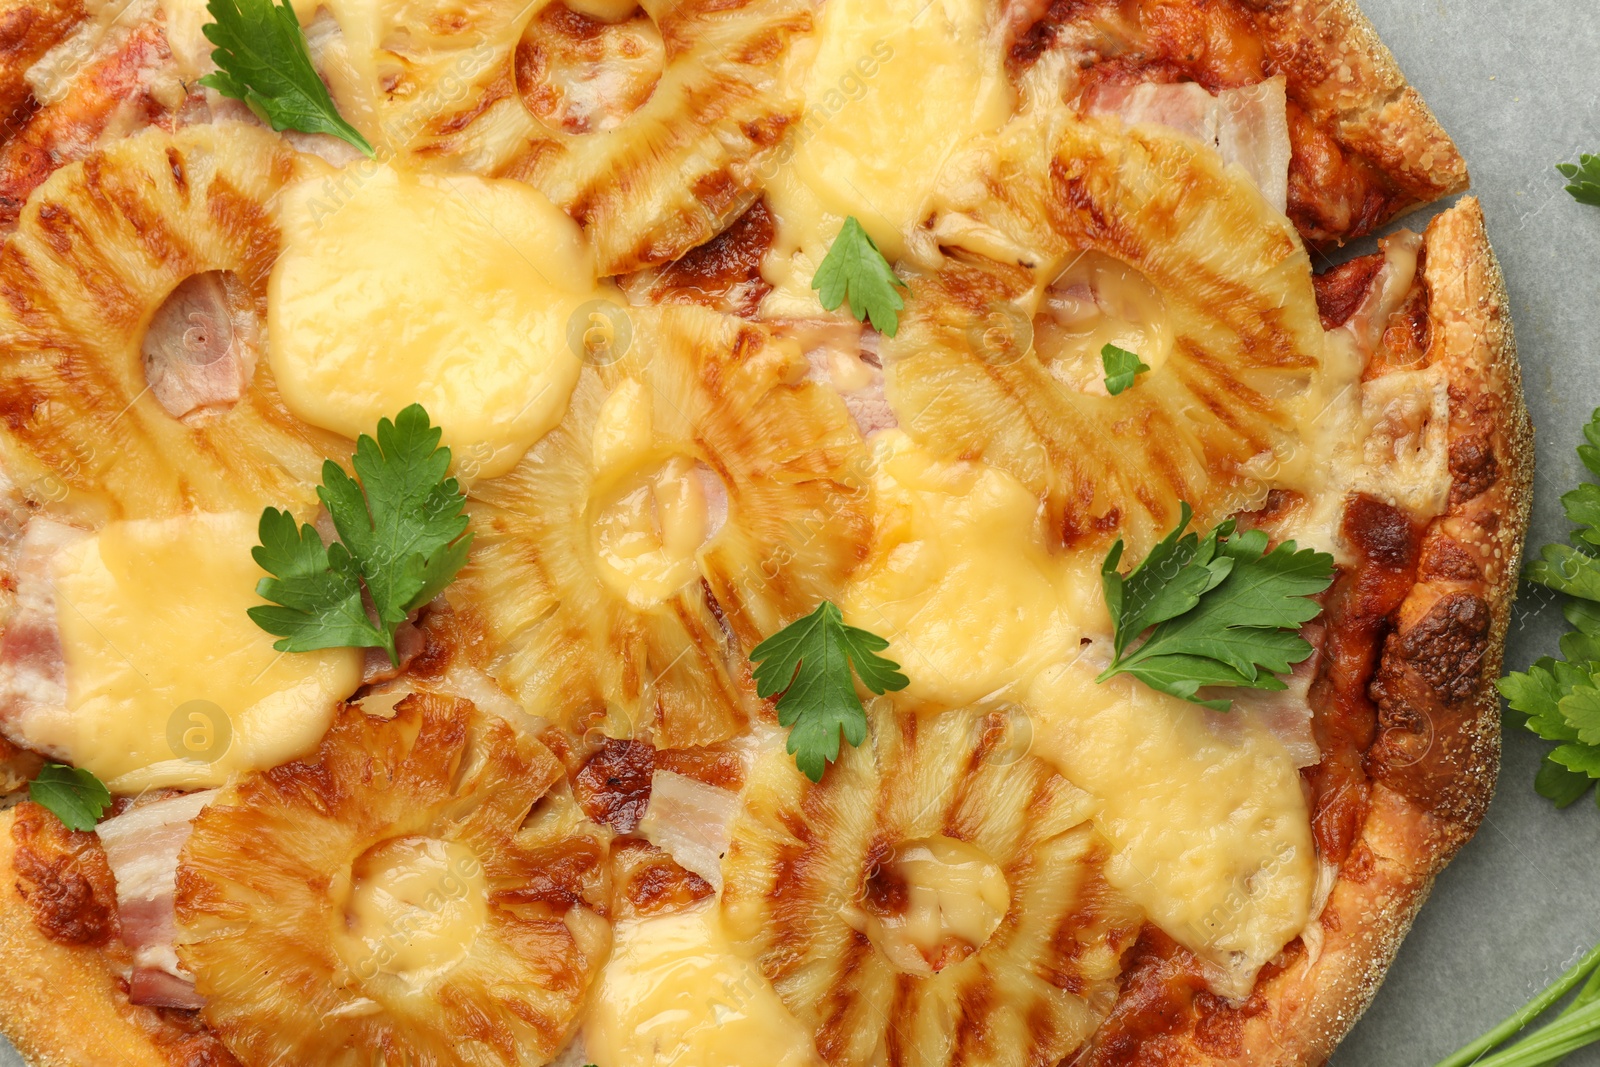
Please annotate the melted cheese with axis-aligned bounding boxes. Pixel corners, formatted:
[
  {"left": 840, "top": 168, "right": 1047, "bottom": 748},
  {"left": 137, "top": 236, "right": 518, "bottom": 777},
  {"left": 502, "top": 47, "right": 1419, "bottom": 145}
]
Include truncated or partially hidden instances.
[
  {"left": 336, "top": 836, "right": 488, "bottom": 985},
  {"left": 268, "top": 164, "right": 596, "bottom": 480},
  {"left": 589, "top": 379, "right": 711, "bottom": 606},
  {"left": 592, "top": 456, "right": 709, "bottom": 607},
  {"left": 857, "top": 836, "right": 1009, "bottom": 975},
  {"left": 592, "top": 378, "right": 656, "bottom": 472},
  {"left": 840, "top": 431, "right": 1096, "bottom": 707},
  {"left": 36, "top": 512, "right": 361, "bottom": 792},
  {"left": 1273, "top": 233, "right": 1449, "bottom": 559},
  {"left": 1025, "top": 653, "right": 1314, "bottom": 998},
  {"left": 761, "top": 0, "right": 1010, "bottom": 311},
  {"left": 156, "top": 0, "right": 214, "bottom": 81},
  {"left": 1034, "top": 252, "right": 1174, "bottom": 397},
  {"left": 585, "top": 904, "right": 825, "bottom": 1067},
  {"left": 566, "top": 0, "right": 639, "bottom": 20}
]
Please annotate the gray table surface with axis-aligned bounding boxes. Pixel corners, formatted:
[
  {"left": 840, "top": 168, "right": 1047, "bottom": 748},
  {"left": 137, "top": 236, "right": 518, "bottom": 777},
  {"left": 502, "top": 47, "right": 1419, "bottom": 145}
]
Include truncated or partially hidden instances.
[{"left": 2, "top": 2, "right": 1597, "bottom": 1064}]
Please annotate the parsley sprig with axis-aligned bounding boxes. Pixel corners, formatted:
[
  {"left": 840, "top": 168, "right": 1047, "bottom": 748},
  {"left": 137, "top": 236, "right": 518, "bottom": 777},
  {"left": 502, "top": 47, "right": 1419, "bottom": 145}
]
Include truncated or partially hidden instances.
[
  {"left": 812, "top": 217, "right": 908, "bottom": 337},
  {"left": 28, "top": 764, "right": 111, "bottom": 831},
  {"left": 249, "top": 405, "right": 472, "bottom": 664},
  {"left": 1097, "top": 504, "right": 1334, "bottom": 710},
  {"left": 749, "top": 601, "right": 908, "bottom": 781},
  {"left": 200, "top": 0, "right": 374, "bottom": 156},
  {"left": 1500, "top": 408, "right": 1600, "bottom": 806},
  {"left": 1558, "top": 154, "right": 1600, "bottom": 207},
  {"left": 1101, "top": 343, "right": 1150, "bottom": 396}
]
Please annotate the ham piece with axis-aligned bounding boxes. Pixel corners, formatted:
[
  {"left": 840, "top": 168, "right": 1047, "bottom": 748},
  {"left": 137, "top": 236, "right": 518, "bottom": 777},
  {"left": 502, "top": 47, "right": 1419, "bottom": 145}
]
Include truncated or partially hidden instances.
[
  {"left": 140, "top": 270, "right": 259, "bottom": 420},
  {"left": 1084, "top": 77, "right": 1292, "bottom": 216},
  {"left": 0, "top": 520, "right": 85, "bottom": 754},
  {"left": 96, "top": 790, "right": 217, "bottom": 1008}
]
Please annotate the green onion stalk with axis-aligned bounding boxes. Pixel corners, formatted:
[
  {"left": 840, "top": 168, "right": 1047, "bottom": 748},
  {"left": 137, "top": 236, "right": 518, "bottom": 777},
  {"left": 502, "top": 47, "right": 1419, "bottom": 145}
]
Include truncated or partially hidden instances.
[{"left": 1434, "top": 941, "right": 1600, "bottom": 1067}]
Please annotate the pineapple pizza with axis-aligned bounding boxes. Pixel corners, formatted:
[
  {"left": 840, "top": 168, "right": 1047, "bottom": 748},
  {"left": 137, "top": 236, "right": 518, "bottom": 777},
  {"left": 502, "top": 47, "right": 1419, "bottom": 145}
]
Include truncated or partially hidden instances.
[{"left": 0, "top": 0, "right": 1529, "bottom": 1063}]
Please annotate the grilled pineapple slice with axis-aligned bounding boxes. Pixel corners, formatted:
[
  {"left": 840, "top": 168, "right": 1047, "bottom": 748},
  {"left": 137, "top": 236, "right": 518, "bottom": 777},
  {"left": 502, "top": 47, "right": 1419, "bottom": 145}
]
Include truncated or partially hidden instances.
[
  {"left": 722, "top": 705, "right": 1142, "bottom": 1066},
  {"left": 175, "top": 693, "right": 610, "bottom": 1067},
  {"left": 454, "top": 304, "right": 870, "bottom": 750},
  {"left": 885, "top": 111, "right": 1329, "bottom": 559},
  {"left": 325, "top": 0, "right": 812, "bottom": 275},
  {"left": 0, "top": 124, "right": 344, "bottom": 524}
]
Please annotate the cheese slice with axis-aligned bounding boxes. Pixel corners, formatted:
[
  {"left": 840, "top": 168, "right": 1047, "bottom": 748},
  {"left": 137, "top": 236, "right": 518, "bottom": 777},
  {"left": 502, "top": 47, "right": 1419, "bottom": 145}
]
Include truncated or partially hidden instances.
[
  {"left": 584, "top": 903, "right": 825, "bottom": 1067},
  {"left": 269, "top": 163, "right": 599, "bottom": 480},
  {"left": 31, "top": 512, "right": 362, "bottom": 792},
  {"left": 1025, "top": 652, "right": 1315, "bottom": 997},
  {"left": 760, "top": 0, "right": 1011, "bottom": 313},
  {"left": 154, "top": 0, "right": 213, "bottom": 81},
  {"left": 840, "top": 431, "right": 1098, "bottom": 708}
]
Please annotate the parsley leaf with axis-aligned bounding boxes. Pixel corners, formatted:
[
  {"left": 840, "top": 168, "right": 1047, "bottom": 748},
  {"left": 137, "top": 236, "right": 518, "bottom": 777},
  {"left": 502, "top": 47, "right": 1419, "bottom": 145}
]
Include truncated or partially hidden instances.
[
  {"left": 1097, "top": 504, "right": 1334, "bottom": 710},
  {"left": 199, "top": 0, "right": 374, "bottom": 156},
  {"left": 811, "top": 217, "right": 908, "bottom": 337},
  {"left": 1101, "top": 343, "right": 1150, "bottom": 396},
  {"left": 749, "top": 601, "right": 909, "bottom": 781},
  {"left": 28, "top": 764, "right": 111, "bottom": 831},
  {"left": 250, "top": 404, "right": 472, "bottom": 663},
  {"left": 1559, "top": 154, "right": 1600, "bottom": 207},
  {"left": 1501, "top": 408, "right": 1600, "bottom": 806}
]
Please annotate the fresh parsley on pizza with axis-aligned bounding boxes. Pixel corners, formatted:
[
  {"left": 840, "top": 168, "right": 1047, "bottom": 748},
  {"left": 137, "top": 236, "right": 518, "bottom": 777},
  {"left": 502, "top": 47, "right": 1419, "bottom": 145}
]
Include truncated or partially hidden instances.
[{"left": 0, "top": 0, "right": 1529, "bottom": 1064}]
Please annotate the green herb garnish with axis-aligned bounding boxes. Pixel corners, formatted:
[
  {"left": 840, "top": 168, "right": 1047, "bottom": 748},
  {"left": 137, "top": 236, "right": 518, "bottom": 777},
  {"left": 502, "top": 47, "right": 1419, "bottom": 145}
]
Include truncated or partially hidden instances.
[
  {"left": 200, "top": 0, "right": 374, "bottom": 156},
  {"left": 811, "top": 217, "right": 908, "bottom": 337},
  {"left": 249, "top": 404, "right": 471, "bottom": 664},
  {"left": 749, "top": 601, "right": 908, "bottom": 781},
  {"left": 28, "top": 764, "right": 111, "bottom": 831},
  {"left": 1558, "top": 154, "right": 1600, "bottom": 206},
  {"left": 1433, "top": 940, "right": 1600, "bottom": 1067},
  {"left": 1101, "top": 343, "right": 1150, "bottom": 396},
  {"left": 1500, "top": 408, "right": 1600, "bottom": 806},
  {"left": 1097, "top": 504, "right": 1334, "bottom": 710}
]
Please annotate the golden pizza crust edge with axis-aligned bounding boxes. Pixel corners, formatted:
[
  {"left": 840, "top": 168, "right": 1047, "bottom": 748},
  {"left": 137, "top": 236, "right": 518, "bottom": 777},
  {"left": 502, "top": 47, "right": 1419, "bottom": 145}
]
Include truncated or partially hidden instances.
[
  {"left": 1260, "top": 0, "right": 1471, "bottom": 226},
  {"left": 1149, "top": 196, "right": 1532, "bottom": 1066},
  {"left": 0, "top": 806, "right": 179, "bottom": 1067}
]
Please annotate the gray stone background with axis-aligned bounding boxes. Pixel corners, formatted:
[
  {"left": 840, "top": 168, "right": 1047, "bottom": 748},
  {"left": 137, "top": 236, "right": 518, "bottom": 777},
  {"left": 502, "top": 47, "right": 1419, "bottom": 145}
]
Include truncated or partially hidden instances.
[
  {"left": 2, "top": 1, "right": 1598, "bottom": 1064},
  {"left": 1327, "top": 1, "right": 1600, "bottom": 1063}
]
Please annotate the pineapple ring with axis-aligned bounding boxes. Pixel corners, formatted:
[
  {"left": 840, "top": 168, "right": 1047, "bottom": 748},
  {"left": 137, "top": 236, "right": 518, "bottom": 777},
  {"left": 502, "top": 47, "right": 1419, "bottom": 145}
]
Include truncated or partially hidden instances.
[
  {"left": 175, "top": 693, "right": 610, "bottom": 1067},
  {"left": 885, "top": 112, "right": 1330, "bottom": 560},
  {"left": 721, "top": 705, "right": 1142, "bottom": 1067},
  {"left": 454, "top": 304, "right": 871, "bottom": 749},
  {"left": 325, "top": 0, "right": 813, "bottom": 274},
  {"left": 0, "top": 124, "right": 347, "bottom": 524}
]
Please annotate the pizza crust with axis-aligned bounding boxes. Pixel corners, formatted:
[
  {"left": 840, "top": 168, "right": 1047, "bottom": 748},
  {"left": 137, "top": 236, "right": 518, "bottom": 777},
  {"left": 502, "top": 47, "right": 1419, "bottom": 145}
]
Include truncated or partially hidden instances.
[
  {"left": 1293, "top": 195, "right": 1530, "bottom": 1060},
  {"left": 1251, "top": 0, "right": 1470, "bottom": 226},
  {"left": 1079, "top": 197, "right": 1529, "bottom": 1066},
  {"left": 1276, "top": 196, "right": 1527, "bottom": 1064},
  {"left": 0, "top": 805, "right": 208, "bottom": 1067}
]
